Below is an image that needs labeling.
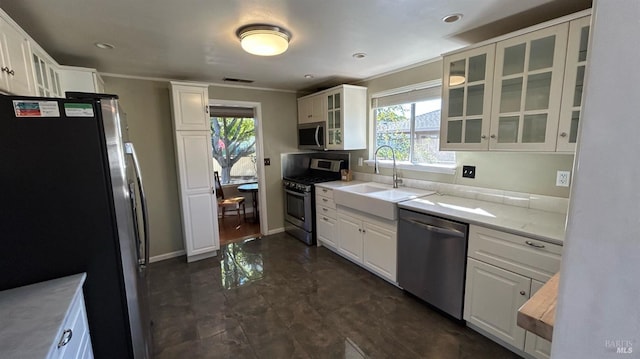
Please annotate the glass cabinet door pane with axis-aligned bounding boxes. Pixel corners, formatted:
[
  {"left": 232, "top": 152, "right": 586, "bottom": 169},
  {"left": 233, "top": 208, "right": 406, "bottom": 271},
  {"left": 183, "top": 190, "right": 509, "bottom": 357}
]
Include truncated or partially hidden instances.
[
  {"left": 328, "top": 130, "right": 334, "bottom": 144},
  {"left": 525, "top": 72, "right": 552, "bottom": 111},
  {"left": 465, "top": 119, "right": 483, "bottom": 143},
  {"left": 578, "top": 26, "right": 590, "bottom": 62},
  {"left": 447, "top": 120, "right": 463, "bottom": 143},
  {"left": 522, "top": 114, "right": 547, "bottom": 143},
  {"left": 500, "top": 78, "right": 523, "bottom": 113},
  {"left": 334, "top": 93, "right": 341, "bottom": 109},
  {"left": 449, "top": 59, "right": 466, "bottom": 86},
  {"left": 327, "top": 95, "right": 334, "bottom": 110},
  {"left": 33, "top": 54, "right": 43, "bottom": 86},
  {"left": 498, "top": 116, "right": 519, "bottom": 143},
  {"left": 335, "top": 129, "right": 342, "bottom": 145},
  {"left": 466, "top": 85, "right": 484, "bottom": 116},
  {"left": 570, "top": 110, "right": 580, "bottom": 143},
  {"left": 328, "top": 112, "right": 334, "bottom": 128},
  {"left": 448, "top": 88, "right": 464, "bottom": 117},
  {"left": 573, "top": 65, "right": 586, "bottom": 107},
  {"left": 40, "top": 59, "right": 49, "bottom": 88},
  {"left": 55, "top": 73, "right": 62, "bottom": 95},
  {"left": 503, "top": 43, "right": 526, "bottom": 76},
  {"left": 468, "top": 54, "right": 486, "bottom": 83},
  {"left": 529, "top": 36, "right": 556, "bottom": 71},
  {"left": 334, "top": 110, "right": 341, "bottom": 128}
]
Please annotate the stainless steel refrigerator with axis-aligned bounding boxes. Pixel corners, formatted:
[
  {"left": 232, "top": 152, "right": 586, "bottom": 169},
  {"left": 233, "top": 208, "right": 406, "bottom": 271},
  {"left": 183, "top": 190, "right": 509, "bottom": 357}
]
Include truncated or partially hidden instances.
[{"left": 0, "top": 93, "right": 152, "bottom": 358}]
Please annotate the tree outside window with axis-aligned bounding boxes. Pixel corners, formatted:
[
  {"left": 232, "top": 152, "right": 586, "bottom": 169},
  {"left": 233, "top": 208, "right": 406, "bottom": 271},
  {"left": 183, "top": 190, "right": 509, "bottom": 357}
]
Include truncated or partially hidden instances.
[{"left": 210, "top": 116, "right": 256, "bottom": 184}]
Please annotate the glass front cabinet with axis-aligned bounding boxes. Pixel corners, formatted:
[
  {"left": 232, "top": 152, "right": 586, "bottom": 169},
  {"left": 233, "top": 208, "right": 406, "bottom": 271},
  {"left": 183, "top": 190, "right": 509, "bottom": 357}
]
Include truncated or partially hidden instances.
[
  {"left": 489, "top": 23, "right": 568, "bottom": 151},
  {"left": 557, "top": 16, "right": 590, "bottom": 152},
  {"left": 441, "top": 44, "right": 496, "bottom": 150},
  {"left": 326, "top": 90, "right": 342, "bottom": 149}
]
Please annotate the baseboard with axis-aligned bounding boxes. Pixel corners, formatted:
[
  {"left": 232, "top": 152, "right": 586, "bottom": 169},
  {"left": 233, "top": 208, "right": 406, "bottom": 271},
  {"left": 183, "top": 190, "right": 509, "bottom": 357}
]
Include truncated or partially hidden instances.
[
  {"left": 149, "top": 250, "right": 185, "bottom": 263},
  {"left": 266, "top": 227, "right": 285, "bottom": 235}
]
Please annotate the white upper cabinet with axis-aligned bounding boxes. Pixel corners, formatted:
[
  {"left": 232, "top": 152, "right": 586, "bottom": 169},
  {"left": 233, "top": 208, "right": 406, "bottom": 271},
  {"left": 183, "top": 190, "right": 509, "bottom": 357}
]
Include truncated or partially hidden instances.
[
  {"left": 325, "top": 84, "right": 367, "bottom": 150},
  {"left": 170, "top": 83, "right": 210, "bottom": 131},
  {"left": 297, "top": 94, "right": 324, "bottom": 124},
  {"left": 490, "top": 23, "right": 568, "bottom": 151},
  {"left": 32, "top": 50, "right": 61, "bottom": 97},
  {"left": 441, "top": 44, "right": 496, "bottom": 150},
  {"left": 58, "top": 66, "right": 105, "bottom": 95},
  {"left": 0, "top": 17, "right": 34, "bottom": 96},
  {"left": 557, "top": 16, "right": 591, "bottom": 152}
]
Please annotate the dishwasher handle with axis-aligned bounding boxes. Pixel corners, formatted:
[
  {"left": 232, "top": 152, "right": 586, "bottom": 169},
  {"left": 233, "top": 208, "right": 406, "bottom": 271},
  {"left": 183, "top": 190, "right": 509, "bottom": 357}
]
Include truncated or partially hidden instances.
[{"left": 403, "top": 218, "right": 466, "bottom": 238}]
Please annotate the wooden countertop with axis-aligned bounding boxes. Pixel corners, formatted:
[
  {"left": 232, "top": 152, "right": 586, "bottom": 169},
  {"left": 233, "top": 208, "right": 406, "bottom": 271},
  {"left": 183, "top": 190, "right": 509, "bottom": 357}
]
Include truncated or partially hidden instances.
[{"left": 517, "top": 272, "right": 559, "bottom": 341}]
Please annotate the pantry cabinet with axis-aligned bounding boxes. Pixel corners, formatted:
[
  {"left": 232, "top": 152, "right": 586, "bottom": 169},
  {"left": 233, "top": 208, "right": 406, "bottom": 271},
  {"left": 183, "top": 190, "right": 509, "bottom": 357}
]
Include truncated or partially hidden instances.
[
  {"left": 557, "top": 16, "right": 591, "bottom": 152},
  {"left": 170, "top": 81, "right": 220, "bottom": 262},
  {"left": 464, "top": 225, "right": 560, "bottom": 358},
  {"left": 336, "top": 206, "right": 397, "bottom": 282},
  {"left": 0, "top": 17, "right": 34, "bottom": 96},
  {"left": 441, "top": 44, "right": 495, "bottom": 150}
]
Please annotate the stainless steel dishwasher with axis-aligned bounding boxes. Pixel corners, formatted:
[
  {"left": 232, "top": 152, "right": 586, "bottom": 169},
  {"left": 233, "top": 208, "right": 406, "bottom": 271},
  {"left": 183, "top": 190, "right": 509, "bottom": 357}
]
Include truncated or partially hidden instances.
[{"left": 397, "top": 208, "right": 468, "bottom": 319}]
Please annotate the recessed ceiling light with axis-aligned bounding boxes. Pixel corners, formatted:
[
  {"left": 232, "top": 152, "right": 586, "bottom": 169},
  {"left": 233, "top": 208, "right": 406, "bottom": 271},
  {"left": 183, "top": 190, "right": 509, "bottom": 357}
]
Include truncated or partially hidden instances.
[
  {"left": 352, "top": 53, "right": 366, "bottom": 59},
  {"left": 442, "top": 13, "right": 463, "bottom": 23},
  {"left": 94, "top": 42, "right": 115, "bottom": 50},
  {"left": 304, "top": 74, "right": 314, "bottom": 79}
]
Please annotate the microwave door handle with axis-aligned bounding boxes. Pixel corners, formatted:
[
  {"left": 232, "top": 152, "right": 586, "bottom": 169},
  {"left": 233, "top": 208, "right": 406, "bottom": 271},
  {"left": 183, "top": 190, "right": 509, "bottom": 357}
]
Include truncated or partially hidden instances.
[
  {"left": 314, "top": 126, "right": 320, "bottom": 147},
  {"left": 124, "top": 142, "right": 150, "bottom": 270}
]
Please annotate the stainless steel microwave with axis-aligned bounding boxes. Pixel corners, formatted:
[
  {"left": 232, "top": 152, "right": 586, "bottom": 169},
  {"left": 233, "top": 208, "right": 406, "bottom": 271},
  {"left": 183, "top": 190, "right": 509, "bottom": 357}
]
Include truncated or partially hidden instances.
[{"left": 298, "top": 122, "right": 325, "bottom": 150}]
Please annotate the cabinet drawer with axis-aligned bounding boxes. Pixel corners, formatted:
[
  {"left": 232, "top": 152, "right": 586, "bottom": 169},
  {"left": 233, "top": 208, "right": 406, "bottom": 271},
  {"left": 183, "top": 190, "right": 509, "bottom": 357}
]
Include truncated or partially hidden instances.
[
  {"left": 317, "top": 205, "right": 336, "bottom": 219},
  {"left": 316, "top": 187, "right": 334, "bottom": 199},
  {"left": 51, "top": 293, "right": 90, "bottom": 359},
  {"left": 316, "top": 194, "right": 336, "bottom": 209},
  {"left": 468, "top": 225, "right": 562, "bottom": 282}
]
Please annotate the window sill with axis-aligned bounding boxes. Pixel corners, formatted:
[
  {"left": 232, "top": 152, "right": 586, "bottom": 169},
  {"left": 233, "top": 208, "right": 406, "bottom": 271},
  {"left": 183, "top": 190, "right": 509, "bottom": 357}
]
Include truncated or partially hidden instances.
[{"left": 364, "top": 160, "right": 456, "bottom": 175}]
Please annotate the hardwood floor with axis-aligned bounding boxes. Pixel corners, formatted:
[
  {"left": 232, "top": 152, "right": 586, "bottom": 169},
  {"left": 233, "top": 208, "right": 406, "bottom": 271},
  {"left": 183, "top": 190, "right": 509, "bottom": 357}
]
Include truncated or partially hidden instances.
[{"left": 218, "top": 215, "right": 261, "bottom": 246}]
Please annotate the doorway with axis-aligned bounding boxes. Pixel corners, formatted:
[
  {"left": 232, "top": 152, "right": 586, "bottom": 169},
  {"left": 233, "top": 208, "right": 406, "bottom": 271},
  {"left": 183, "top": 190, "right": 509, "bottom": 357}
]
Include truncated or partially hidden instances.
[{"left": 209, "top": 100, "right": 267, "bottom": 246}]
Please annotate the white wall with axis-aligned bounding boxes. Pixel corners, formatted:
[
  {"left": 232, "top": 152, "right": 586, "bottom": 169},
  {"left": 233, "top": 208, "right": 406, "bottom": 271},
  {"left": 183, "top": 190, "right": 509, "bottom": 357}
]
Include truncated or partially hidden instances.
[{"left": 552, "top": 1, "right": 640, "bottom": 357}]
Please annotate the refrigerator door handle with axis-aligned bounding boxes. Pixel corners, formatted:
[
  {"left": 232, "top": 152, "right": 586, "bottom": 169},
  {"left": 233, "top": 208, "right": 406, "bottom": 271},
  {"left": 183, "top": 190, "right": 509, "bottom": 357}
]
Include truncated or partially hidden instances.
[{"left": 124, "top": 142, "right": 150, "bottom": 269}]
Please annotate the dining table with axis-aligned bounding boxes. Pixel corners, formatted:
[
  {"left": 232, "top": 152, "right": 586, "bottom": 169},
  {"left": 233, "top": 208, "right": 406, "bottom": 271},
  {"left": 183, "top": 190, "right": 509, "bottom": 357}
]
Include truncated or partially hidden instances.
[{"left": 237, "top": 182, "right": 259, "bottom": 222}]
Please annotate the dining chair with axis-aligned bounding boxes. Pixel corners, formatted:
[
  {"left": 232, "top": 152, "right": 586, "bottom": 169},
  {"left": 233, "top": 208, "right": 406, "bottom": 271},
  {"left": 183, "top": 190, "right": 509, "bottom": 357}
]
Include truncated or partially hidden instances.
[{"left": 214, "top": 171, "right": 246, "bottom": 228}]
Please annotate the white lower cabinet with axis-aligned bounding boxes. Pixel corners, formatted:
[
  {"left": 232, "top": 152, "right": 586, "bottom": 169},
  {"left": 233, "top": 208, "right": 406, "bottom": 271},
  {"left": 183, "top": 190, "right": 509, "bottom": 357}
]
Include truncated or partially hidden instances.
[
  {"left": 464, "top": 225, "right": 560, "bottom": 358},
  {"left": 335, "top": 206, "right": 397, "bottom": 282},
  {"left": 316, "top": 188, "right": 338, "bottom": 249}
]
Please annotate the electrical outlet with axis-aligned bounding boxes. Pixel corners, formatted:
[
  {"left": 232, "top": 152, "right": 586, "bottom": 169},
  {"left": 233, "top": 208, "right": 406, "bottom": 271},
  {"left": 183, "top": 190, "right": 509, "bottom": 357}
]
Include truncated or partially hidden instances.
[
  {"left": 264, "top": 158, "right": 271, "bottom": 166},
  {"left": 556, "top": 170, "right": 570, "bottom": 187},
  {"left": 358, "top": 157, "right": 363, "bottom": 166},
  {"left": 462, "top": 165, "right": 476, "bottom": 179}
]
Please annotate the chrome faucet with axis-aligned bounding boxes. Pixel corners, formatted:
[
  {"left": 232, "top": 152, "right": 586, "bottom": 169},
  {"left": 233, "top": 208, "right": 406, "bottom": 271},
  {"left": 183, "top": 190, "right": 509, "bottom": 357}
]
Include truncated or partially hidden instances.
[{"left": 374, "top": 145, "right": 401, "bottom": 188}]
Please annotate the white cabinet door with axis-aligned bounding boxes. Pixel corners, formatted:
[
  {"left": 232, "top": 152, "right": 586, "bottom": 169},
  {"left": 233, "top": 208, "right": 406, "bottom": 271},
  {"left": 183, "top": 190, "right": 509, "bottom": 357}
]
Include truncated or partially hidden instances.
[
  {"left": 337, "top": 212, "right": 364, "bottom": 263},
  {"left": 297, "top": 95, "right": 324, "bottom": 124},
  {"left": 317, "top": 214, "right": 337, "bottom": 249},
  {"left": 171, "top": 83, "right": 209, "bottom": 131},
  {"left": 174, "top": 132, "right": 219, "bottom": 259},
  {"left": 441, "top": 44, "right": 496, "bottom": 151},
  {"left": 524, "top": 279, "right": 553, "bottom": 359},
  {"left": 58, "top": 66, "right": 103, "bottom": 94},
  {"left": 490, "top": 23, "right": 568, "bottom": 151},
  {"left": 464, "top": 258, "right": 530, "bottom": 349},
  {"left": 0, "top": 18, "right": 34, "bottom": 96},
  {"left": 362, "top": 220, "right": 397, "bottom": 282},
  {"left": 557, "top": 16, "right": 591, "bottom": 152}
]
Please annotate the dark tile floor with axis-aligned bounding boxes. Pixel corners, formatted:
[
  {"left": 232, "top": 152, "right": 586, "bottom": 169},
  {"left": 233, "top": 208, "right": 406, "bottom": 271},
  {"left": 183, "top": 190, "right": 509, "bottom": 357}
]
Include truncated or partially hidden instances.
[{"left": 148, "top": 232, "right": 521, "bottom": 359}]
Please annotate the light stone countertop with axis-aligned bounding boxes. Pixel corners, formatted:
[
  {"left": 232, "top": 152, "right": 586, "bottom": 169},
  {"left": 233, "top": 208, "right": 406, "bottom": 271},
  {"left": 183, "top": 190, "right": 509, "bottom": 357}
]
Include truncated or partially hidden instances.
[
  {"left": 316, "top": 181, "right": 566, "bottom": 245},
  {"left": 0, "top": 273, "right": 87, "bottom": 359}
]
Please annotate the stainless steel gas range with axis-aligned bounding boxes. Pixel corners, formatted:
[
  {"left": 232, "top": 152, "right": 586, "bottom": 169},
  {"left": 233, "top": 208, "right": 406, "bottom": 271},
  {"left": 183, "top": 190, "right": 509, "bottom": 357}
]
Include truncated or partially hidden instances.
[{"left": 283, "top": 158, "right": 345, "bottom": 245}]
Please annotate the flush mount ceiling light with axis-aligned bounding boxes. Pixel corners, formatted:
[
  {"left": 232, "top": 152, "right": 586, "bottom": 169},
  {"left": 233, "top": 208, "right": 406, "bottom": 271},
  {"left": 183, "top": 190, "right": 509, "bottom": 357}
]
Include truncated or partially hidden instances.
[
  {"left": 304, "top": 74, "right": 314, "bottom": 79},
  {"left": 236, "top": 24, "right": 291, "bottom": 56},
  {"left": 352, "top": 52, "right": 367, "bottom": 59},
  {"left": 442, "top": 13, "right": 463, "bottom": 23}
]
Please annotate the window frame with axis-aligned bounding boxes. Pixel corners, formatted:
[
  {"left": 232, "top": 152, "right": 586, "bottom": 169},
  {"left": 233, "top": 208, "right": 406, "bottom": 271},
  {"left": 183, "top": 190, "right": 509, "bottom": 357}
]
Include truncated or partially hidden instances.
[{"left": 369, "top": 81, "right": 456, "bottom": 175}]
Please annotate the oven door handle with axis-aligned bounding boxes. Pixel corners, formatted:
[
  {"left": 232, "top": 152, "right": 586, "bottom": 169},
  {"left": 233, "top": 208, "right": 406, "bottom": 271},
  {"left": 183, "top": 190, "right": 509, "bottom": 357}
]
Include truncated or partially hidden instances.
[{"left": 285, "top": 188, "right": 310, "bottom": 198}]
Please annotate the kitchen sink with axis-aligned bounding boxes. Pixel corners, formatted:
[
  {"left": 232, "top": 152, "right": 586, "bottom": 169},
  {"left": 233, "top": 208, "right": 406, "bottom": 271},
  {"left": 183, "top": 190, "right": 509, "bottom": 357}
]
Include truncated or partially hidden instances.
[{"left": 333, "top": 182, "right": 434, "bottom": 220}]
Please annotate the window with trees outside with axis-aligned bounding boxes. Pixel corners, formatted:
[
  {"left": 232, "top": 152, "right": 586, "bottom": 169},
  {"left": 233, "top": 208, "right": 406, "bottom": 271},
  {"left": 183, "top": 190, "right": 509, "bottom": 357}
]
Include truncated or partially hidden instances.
[
  {"left": 373, "top": 84, "right": 455, "bottom": 168},
  {"left": 210, "top": 106, "right": 257, "bottom": 184}
]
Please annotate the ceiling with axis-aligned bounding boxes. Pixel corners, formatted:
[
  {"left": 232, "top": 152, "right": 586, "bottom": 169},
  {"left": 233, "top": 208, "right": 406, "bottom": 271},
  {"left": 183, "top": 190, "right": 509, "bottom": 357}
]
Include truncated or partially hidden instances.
[{"left": 1, "top": 0, "right": 591, "bottom": 93}]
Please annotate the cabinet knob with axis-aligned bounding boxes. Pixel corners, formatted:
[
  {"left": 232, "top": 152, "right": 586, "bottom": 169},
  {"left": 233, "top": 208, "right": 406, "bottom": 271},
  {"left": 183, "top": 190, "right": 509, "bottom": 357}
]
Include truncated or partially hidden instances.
[
  {"left": 57, "top": 329, "right": 73, "bottom": 348},
  {"left": 1, "top": 66, "right": 8, "bottom": 73},
  {"left": 323, "top": 217, "right": 329, "bottom": 221},
  {"left": 322, "top": 208, "right": 328, "bottom": 212},
  {"left": 481, "top": 135, "right": 487, "bottom": 139},
  {"left": 520, "top": 290, "right": 526, "bottom": 296},
  {"left": 362, "top": 229, "right": 365, "bottom": 233},
  {"left": 490, "top": 134, "right": 496, "bottom": 139},
  {"left": 560, "top": 132, "right": 568, "bottom": 138},
  {"left": 358, "top": 228, "right": 362, "bottom": 232},
  {"left": 8, "top": 69, "right": 15, "bottom": 76}
]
